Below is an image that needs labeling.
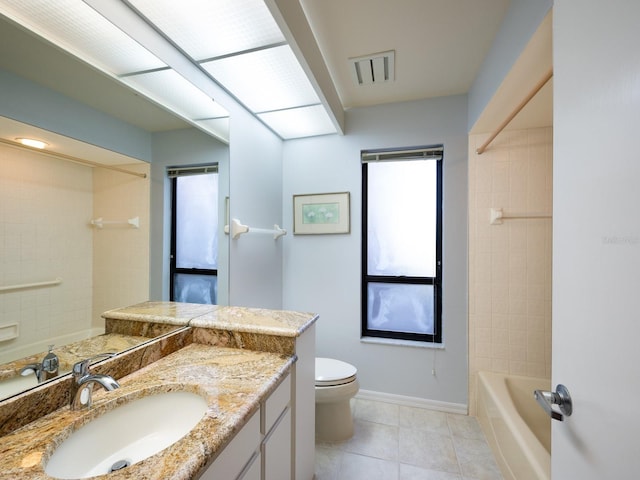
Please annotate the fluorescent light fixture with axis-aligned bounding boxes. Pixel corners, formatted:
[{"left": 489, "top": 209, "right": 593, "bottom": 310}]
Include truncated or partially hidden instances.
[
  {"left": 16, "top": 138, "right": 47, "bottom": 149},
  {"left": 122, "top": 69, "right": 229, "bottom": 120},
  {"left": 258, "top": 105, "right": 337, "bottom": 139},
  {"left": 0, "top": 0, "right": 338, "bottom": 141},
  {"left": 127, "top": 0, "right": 285, "bottom": 60},
  {"left": 196, "top": 118, "right": 230, "bottom": 141},
  {"left": 0, "top": 0, "right": 165, "bottom": 74},
  {"left": 202, "top": 45, "right": 320, "bottom": 113}
]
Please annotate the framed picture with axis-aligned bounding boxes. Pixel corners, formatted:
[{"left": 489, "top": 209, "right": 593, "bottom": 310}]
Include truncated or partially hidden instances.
[{"left": 293, "top": 192, "right": 350, "bottom": 235}]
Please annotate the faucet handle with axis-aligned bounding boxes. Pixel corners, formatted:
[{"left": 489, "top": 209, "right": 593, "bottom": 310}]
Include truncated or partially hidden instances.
[
  {"left": 72, "top": 352, "right": 117, "bottom": 378},
  {"left": 42, "top": 345, "right": 59, "bottom": 372}
]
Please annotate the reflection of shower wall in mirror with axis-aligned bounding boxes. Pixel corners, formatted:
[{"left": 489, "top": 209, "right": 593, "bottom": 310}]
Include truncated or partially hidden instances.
[
  {"left": 0, "top": 144, "right": 94, "bottom": 364},
  {"left": 92, "top": 163, "right": 150, "bottom": 327},
  {"left": 0, "top": 143, "right": 151, "bottom": 400}
]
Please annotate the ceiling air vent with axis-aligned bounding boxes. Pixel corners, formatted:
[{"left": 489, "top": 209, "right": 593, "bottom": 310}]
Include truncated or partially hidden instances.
[{"left": 349, "top": 50, "right": 395, "bottom": 86}]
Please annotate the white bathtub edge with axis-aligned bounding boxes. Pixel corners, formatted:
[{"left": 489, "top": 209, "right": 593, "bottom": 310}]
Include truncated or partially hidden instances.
[{"left": 477, "top": 371, "right": 551, "bottom": 480}]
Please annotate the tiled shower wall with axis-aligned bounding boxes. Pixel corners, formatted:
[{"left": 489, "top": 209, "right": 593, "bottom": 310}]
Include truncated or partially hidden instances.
[
  {"left": 0, "top": 144, "right": 93, "bottom": 362},
  {"left": 468, "top": 127, "right": 553, "bottom": 415},
  {"left": 92, "top": 164, "right": 150, "bottom": 329},
  {"left": 0, "top": 144, "right": 149, "bottom": 363}
]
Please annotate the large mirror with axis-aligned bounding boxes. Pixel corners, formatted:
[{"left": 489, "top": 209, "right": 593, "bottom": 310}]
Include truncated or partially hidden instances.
[{"left": 0, "top": 16, "right": 230, "bottom": 400}]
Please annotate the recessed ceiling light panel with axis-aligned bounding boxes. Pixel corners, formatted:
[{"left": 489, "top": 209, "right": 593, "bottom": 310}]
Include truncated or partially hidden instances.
[
  {"left": 128, "top": 0, "right": 285, "bottom": 60},
  {"left": 202, "top": 45, "right": 320, "bottom": 113},
  {"left": 258, "top": 105, "right": 337, "bottom": 139},
  {"left": 0, "top": 0, "right": 165, "bottom": 74},
  {"left": 122, "top": 69, "right": 229, "bottom": 120}
]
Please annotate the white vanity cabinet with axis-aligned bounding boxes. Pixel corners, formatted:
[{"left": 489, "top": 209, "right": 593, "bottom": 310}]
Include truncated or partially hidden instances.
[
  {"left": 262, "top": 375, "right": 292, "bottom": 480},
  {"left": 197, "top": 373, "right": 292, "bottom": 480},
  {"left": 198, "top": 410, "right": 260, "bottom": 480}
]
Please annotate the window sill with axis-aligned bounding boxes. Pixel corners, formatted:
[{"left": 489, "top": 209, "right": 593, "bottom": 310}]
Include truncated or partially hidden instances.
[{"left": 360, "top": 336, "right": 445, "bottom": 349}]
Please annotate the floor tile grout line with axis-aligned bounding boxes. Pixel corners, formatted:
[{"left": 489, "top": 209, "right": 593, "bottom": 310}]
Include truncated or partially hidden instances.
[{"left": 320, "top": 398, "right": 502, "bottom": 480}]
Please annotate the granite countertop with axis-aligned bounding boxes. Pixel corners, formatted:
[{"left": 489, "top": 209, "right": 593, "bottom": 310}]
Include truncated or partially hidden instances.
[
  {"left": 102, "top": 302, "right": 219, "bottom": 326},
  {"left": 189, "top": 305, "right": 318, "bottom": 337},
  {"left": 0, "top": 344, "right": 294, "bottom": 480},
  {"left": 104, "top": 302, "right": 318, "bottom": 338}
]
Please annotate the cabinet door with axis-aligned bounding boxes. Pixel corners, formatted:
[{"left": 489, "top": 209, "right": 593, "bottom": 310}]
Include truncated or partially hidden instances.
[
  {"left": 239, "top": 452, "right": 260, "bottom": 480},
  {"left": 199, "top": 412, "right": 260, "bottom": 480},
  {"left": 263, "top": 408, "right": 292, "bottom": 480}
]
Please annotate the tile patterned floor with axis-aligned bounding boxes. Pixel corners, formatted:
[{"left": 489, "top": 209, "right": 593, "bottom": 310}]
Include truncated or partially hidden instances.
[{"left": 315, "top": 398, "right": 503, "bottom": 480}]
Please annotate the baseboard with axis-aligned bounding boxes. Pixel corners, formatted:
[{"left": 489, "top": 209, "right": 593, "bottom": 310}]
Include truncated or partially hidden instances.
[{"left": 356, "top": 389, "right": 468, "bottom": 415}]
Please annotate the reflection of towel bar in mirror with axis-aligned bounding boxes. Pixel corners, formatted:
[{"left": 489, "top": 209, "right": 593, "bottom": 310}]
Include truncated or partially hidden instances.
[
  {"left": 224, "top": 218, "right": 287, "bottom": 240},
  {"left": 490, "top": 208, "right": 552, "bottom": 225},
  {"left": 0, "top": 277, "right": 63, "bottom": 293},
  {"left": 90, "top": 217, "right": 140, "bottom": 229}
]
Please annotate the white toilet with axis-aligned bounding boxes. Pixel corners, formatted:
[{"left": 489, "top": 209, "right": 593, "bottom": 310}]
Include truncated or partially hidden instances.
[{"left": 315, "top": 357, "right": 359, "bottom": 442}]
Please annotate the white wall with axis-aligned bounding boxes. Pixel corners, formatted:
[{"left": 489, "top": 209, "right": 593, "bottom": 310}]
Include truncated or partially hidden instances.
[
  {"left": 283, "top": 95, "right": 469, "bottom": 405},
  {"left": 228, "top": 108, "right": 284, "bottom": 309},
  {"left": 0, "top": 68, "right": 152, "bottom": 162}
]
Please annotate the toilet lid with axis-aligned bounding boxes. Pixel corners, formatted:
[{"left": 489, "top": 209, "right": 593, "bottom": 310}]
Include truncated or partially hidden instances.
[{"left": 315, "top": 357, "right": 357, "bottom": 386}]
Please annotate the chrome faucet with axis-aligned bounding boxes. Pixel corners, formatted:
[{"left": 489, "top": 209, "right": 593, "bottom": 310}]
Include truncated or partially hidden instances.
[
  {"left": 41, "top": 345, "right": 59, "bottom": 380},
  {"left": 20, "top": 345, "right": 59, "bottom": 382},
  {"left": 70, "top": 353, "right": 120, "bottom": 410}
]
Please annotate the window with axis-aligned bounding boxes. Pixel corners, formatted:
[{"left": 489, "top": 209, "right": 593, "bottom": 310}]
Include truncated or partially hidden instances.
[
  {"left": 169, "top": 165, "right": 219, "bottom": 304},
  {"left": 361, "top": 146, "right": 443, "bottom": 343}
]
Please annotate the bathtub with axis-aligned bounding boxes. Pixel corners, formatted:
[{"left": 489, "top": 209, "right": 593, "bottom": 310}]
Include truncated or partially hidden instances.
[{"left": 476, "top": 371, "right": 551, "bottom": 480}]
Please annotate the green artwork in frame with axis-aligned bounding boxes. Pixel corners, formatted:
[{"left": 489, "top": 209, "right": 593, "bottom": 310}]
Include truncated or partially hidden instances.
[
  {"left": 301, "top": 202, "right": 340, "bottom": 224},
  {"left": 293, "top": 192, "right": 350, "bottom": 234}
]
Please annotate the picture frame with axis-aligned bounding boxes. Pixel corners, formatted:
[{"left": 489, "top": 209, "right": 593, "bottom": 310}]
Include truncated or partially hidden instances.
[{"left": 293, "top": 192, "right": 350, "bottom": 235}]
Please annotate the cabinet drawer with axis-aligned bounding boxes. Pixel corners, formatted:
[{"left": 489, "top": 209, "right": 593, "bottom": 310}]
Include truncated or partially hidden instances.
[{"left": 262, "top": 374, "right": 291, "bottom": 434}]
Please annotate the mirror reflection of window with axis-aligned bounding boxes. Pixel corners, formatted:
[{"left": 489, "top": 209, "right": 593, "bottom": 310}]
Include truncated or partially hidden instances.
[{"left": 168, "top": 165, "right": 219, "bottom": 304}]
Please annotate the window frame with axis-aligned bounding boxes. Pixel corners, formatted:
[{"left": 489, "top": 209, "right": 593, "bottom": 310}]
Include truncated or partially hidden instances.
[
  {"left": 169, "top": 168, "right": 219, "bottom": 303},
  {"left": 361, "top": 147, "right": 443, "bottom": 343}
]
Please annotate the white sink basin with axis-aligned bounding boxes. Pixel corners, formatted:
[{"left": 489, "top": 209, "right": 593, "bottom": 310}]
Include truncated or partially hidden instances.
[{"left": 45, "top": 391, "right": 208, "bottom": 479}]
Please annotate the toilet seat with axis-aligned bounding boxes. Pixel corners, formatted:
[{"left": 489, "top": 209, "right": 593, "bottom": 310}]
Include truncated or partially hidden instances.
[{"left": 315, "top": 357, "right": 357, "bottom": 387}]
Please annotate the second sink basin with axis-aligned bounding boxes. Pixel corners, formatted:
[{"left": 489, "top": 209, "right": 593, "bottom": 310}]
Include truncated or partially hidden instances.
[{"left": 45, "top": 390, "right": 208, "bottom": 479}]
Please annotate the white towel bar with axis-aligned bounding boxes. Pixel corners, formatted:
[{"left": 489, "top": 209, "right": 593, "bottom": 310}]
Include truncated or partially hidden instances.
[
  {"left": 224, "top": 218, "right": 287, "bottom": 240},
  {"left": 90, "top": 216, "right": 140, "bottom": 229},
  {"left": 490, "top": 208, "right": 552, "bottom": 225},
  {"left": 0, "top": 277, "right": 63, "bottom": 293}
]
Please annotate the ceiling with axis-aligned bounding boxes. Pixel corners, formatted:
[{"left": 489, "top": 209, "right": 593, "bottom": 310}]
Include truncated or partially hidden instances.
[
  {"left": 0, "top": 0, "right": 552, "bottom": 164},
  {"left": 300, "top": 0, "right": 511, "bottom": 109}
]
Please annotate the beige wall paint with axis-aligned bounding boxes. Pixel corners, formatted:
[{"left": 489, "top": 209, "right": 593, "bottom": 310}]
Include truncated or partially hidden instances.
[{"left": 468, "top": 127, "right": 552, "bottom": 414}]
